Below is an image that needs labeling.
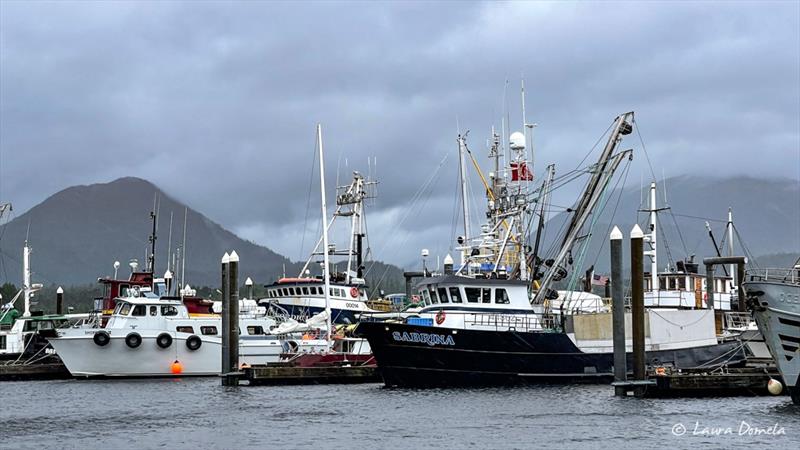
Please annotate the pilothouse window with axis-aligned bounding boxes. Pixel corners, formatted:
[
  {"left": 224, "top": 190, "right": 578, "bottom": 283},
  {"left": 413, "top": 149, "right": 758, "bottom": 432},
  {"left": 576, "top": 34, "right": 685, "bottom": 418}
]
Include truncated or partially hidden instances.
[
  {"left": 161, "top": 305, "right": 178, "bottom": 316},
  {"left": 428, "top": 287, "right": 439, "bottom": 304},
  {"left": 449, "top": 287, "right": 463, "bottom": 303},
  {"left": 131, "top": 305, "right": 146, "bottom": 316},
  {"left": 437, "top": 287, "right": 449, "bottom": 303},
  {"left": 119, "top": 303, "right": 132, "bottom": 316},
  {"left": 495, "top": 288, "right": 510, "bottom": 304},
  {"left": 481, "top": 288, "right": 491, "bottom": 304},
  {"left": 465, "top": 288, "right": 481, "bottom": 303}
]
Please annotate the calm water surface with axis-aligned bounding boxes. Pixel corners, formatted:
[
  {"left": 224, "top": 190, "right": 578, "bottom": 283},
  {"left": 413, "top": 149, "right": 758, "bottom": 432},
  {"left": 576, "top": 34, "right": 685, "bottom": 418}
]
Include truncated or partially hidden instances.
[{"left": 1, "top": 379, "right": 798, "bottom": 449}]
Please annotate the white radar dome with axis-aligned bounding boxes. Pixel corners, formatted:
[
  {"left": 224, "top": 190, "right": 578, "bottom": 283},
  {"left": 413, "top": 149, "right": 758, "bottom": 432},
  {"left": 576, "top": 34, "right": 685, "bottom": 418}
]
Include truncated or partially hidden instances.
[{"left": 509, "top": 132, "right": 526, "bottom": 150}]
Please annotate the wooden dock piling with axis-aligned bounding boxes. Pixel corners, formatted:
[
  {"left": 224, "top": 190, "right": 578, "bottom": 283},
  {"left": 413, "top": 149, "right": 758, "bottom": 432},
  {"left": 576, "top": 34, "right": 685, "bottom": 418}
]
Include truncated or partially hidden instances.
[
  {"left": 56, "top": 286, "right": 64, "bottom": 315},
  {"left": 630, "top": 224, "right": 646, "bottom": 397},
  {"left": 610, "top": 226, "right": 627, "bottom": 397}
]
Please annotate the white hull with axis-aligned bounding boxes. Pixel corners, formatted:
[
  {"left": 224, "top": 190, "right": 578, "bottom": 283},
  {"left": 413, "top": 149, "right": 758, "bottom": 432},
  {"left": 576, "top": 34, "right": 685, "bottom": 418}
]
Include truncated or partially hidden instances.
[{"left": 49, "top": 330, "right": 283, "bottom": 377}]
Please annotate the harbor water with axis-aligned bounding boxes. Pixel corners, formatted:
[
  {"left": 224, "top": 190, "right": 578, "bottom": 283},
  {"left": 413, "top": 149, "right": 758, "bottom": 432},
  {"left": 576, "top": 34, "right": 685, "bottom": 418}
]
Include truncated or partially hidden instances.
[{"left": 1, "top": 379, "right": 798, "bottom": 449}]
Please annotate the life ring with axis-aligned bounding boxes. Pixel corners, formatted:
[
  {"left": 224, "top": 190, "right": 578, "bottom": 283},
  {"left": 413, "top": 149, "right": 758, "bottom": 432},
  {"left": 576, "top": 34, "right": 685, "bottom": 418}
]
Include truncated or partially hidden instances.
[
  {"left": 435, "top": 310, "right": 446, "bottom": 325},
  {"left": 156, "top": 332, "right": 173, "bottom": 349},
  {"left": 93, "top": 331, "right": 110, "bottom": 347},
  {"left": 125, "top": 332, "right": 142, "bottom": 349},
  {"left": 186, "top": 335, "right": 202, "bottom": 351},
  {"left": 350, "top": 287, "right": 359, "bottom": 298}
]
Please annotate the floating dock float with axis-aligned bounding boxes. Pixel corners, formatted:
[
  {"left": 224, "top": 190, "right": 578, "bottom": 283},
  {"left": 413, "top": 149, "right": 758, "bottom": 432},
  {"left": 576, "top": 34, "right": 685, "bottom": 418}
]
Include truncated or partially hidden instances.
[
  {"left": 0, "top": 361, "right": 71, "bottom": 381},
  {"left": 242, "top": 363, "right": 379, "bottom": 386}
]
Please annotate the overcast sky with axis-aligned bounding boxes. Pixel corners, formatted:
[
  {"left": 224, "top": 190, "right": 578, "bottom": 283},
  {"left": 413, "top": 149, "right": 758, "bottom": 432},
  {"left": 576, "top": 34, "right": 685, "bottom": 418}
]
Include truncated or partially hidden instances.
[{"left": 1, "top": 1, "right": 798, "bottom": 268}]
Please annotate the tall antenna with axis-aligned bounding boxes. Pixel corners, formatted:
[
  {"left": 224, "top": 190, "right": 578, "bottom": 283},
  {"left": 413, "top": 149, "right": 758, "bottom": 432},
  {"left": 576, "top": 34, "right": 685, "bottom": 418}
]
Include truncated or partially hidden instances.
[
  {"left": 166, "top": 211, "right": 174, "bottom": 273},
  {"left": 148, "top": 194, "right": 158, "bottom": 273},
  {"left": 180, "top": 206, "right": 187, "bottom": 293}
]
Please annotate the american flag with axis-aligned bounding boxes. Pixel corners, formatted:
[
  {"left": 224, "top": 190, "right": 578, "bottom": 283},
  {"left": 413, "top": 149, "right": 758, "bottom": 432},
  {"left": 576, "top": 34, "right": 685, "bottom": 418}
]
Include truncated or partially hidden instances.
[{"left": 592, "top": 273, "right": 609, "bottom": 286}]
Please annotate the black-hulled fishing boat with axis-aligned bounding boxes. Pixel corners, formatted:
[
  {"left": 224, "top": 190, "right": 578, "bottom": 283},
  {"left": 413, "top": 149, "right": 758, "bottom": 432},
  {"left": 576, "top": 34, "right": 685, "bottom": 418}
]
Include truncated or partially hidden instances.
[{"left": 357, "top": 111, "right": 747, "bottom": 387}]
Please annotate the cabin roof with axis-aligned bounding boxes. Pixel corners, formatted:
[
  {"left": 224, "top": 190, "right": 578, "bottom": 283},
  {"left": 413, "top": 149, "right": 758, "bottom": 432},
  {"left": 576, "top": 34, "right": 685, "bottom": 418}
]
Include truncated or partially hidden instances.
[
  {"left": 114, "top": 297, "right": 182, "bottom": 306},
  {"left": 414, "top": 275, "right": 529, "bottom": 289}
]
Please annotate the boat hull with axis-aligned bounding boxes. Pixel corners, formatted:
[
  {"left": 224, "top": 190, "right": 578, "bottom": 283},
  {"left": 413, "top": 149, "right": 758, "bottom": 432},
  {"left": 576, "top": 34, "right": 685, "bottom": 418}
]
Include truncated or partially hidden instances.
[
  {"left": 48, "top": 330, "right": 284, "bottom": 377},
  {"left": 745, "top": 278, "right": 800, "bottom": 404},
  {"left": 355, "top": 321, "right": 748, "bottom": 387}
]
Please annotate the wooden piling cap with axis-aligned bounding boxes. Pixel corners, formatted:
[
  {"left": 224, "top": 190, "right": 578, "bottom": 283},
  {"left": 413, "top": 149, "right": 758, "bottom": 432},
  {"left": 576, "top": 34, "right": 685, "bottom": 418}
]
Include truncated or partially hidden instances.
[
  {"left": 222, "top": 252, "right": 230, "bottom": 264},
  {"left": 57, "top": 286, "right": 64, "bottom": 294},
  {"left": 229, "top": 251, "right": 240, "bottom": 262},
  {"left": 630, "top": 224, "right": 644, "bottom": 239},
  {"left": 610, "top": 226, "right": 623, "bottom": 240}
]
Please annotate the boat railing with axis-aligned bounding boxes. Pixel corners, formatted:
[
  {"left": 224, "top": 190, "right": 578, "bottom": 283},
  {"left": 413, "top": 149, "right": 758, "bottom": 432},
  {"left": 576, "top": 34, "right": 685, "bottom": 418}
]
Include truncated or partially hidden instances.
[
  {"left": 465, "top": 312, "right": 558, "bottom": 332},
  {"left": 722, "top": 311, "right": 754, "bottom": 330},
  {"left": 746, "top": 268, "right": 800, "bottom": 286}
]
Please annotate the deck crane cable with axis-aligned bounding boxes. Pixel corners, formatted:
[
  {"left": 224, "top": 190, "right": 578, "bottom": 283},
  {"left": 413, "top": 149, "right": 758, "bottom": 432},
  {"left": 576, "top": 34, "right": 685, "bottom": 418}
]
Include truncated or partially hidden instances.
[
  {"left": 732, "top": 223, "right": 760, "bottom": 268},
  {"left": 589, "top": 157, "right": 632, "bottom": 269},
  {"left": 667, "top": 208, "right": 690, "bottom": 257},
  {"left": 565, "top": 157, "right": 630, "bottom": 293},
  {"left": 632, "top": 117, "right": 658, "bottom": 183},
  {"left": 0, "top": 207, "right": 14, "bottom": 283},
  {"left": 363, "top": 149, "right": 453, "bottom": 292}
]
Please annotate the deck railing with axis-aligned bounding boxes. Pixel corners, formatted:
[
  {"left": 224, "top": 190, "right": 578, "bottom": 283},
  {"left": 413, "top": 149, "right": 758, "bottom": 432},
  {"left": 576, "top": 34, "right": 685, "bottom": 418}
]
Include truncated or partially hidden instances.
[
  {"left": 465, "top": 312, "right": 558, "bottom": 332},
  {"left": 746, "top": 268, "right": 800, "bottom": 286}
]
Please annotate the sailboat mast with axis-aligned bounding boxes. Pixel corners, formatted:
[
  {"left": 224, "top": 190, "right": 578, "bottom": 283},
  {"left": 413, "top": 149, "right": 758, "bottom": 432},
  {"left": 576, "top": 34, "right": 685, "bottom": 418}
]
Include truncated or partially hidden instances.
[{"left": 317, "top": 124, "right": 333, "bottom": 344}]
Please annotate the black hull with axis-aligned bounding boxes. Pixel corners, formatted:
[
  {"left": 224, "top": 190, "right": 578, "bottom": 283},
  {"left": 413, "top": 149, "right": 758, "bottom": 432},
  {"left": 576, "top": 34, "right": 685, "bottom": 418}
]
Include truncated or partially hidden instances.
[{"left": 356, "top": 322, "right": 748, "bottom": 387}]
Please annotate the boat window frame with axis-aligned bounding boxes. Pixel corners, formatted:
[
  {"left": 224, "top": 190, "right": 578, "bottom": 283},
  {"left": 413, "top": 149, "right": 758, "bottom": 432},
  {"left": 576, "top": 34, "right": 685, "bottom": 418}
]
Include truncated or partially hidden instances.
[
  {"left": 201, "top": 326, "right": 218, "bottom": 335},
  {"left": 481, "top": 288, "right": 491, "bottom": 304},
  {"left": 247, "top": 325, "right": 264, "bottom": 335},
  {"left": 131, "top": 304, "right": 147, "bottom": 316},
  {"left": 437, "top": 287, "right": 450, "bottom": 303},
  {"left": 449, "top": 287, "right": 463, "bottom": 303},
  {"left": 149, "top": 306, "right": 158, "bottom": 316},
  {"left": 428, "top": 286, "right": 439, "bottom": 304},
  {"left": 495, "top": 288, "right": 510, "bottom": 304},
  {"left": 161, "top": 305, "right": 179, "bottom": 317},
  {"left": 465, "top": 287, "right": 481, "bottom": 303},
  {"left": 421, "top": 289, "right": 431, "bottom": 305},
  {"left": 119, "top": 302, "right": 132, "bottom": 316},
  {"left": 176, "top": 325, "right": 194, "bottom": 334}
]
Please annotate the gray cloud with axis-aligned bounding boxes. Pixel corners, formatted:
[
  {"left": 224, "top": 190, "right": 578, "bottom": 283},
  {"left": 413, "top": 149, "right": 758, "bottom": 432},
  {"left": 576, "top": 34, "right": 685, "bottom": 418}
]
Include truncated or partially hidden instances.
[{"left": 1, "top": 0, "right": 798, "bottom": 267}]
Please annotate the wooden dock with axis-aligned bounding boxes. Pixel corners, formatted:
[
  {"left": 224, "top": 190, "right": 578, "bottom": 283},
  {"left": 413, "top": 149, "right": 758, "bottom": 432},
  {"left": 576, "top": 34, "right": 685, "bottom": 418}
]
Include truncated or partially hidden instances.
[
  {"left": 243, "top": 364, "right": 380, "bottom": 386},
  {"left": 0, "top": 361, "right": 71, "bottom": 381},
  {"left": 642, "top": 363, "right": 786, "bottom": 398}
]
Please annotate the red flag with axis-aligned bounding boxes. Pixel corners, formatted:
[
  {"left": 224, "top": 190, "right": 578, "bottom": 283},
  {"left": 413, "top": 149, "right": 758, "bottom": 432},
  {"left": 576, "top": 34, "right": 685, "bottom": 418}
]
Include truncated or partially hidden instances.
[{"left": 511, "top": 162, "right": 534, "bottom": 181}]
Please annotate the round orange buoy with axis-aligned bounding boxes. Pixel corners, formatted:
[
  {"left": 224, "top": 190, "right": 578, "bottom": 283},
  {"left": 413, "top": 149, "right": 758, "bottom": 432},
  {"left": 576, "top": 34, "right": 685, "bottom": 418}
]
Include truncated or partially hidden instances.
[{"left": 171, "top": 360, "right": 183, "bottom": 375}]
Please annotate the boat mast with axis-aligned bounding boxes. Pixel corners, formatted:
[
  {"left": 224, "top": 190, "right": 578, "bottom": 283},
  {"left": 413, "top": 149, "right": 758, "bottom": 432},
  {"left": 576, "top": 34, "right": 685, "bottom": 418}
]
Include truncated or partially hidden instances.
[
  {"left": 317, "top": 124, "right": 333, "bottom": 344},
  {"left": 530, "top": 164, "right": 555, "bottom": 283},
  {"left": 148, "top": 196, "right": 157, "bottom": 274},
  {"left": 23, "top": 241, "right": 31, "bottom": 317},
  {"left": 180, "top": 207, "right": 188, "bottom": 295},
  {"left": 457, "top": 133, "right": 471, "bottom": 268},
  {"left": 644, "top": 181, "right": 658, "bottom": 291},
  {"left": 727, "top": 207, "right": 735, "bottom": 288}
]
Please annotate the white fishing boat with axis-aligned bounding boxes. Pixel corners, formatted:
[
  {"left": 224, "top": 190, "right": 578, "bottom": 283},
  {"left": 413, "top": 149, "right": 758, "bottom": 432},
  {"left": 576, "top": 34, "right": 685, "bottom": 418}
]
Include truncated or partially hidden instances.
[
  {"left": 47, "top": 288, "right": 288, "bottom": 377},
  {"left": 261, "top": 134, "right": 383, "bottom": 324}
]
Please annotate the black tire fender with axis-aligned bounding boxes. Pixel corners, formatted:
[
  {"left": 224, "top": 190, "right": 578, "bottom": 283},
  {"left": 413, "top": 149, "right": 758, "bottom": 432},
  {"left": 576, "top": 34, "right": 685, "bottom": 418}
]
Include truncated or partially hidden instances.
[
  {"left": 156, "top": 332, "right": 173, "bottom": 349},
  {"left": 93, "top": 331, "right": 110, "bottom": 347},
  {"left": 186, "top": 335, "right": 202, "bottom": 351},
  {"left": 125, "top": 332, "right": 142, "bottom": 349}
]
